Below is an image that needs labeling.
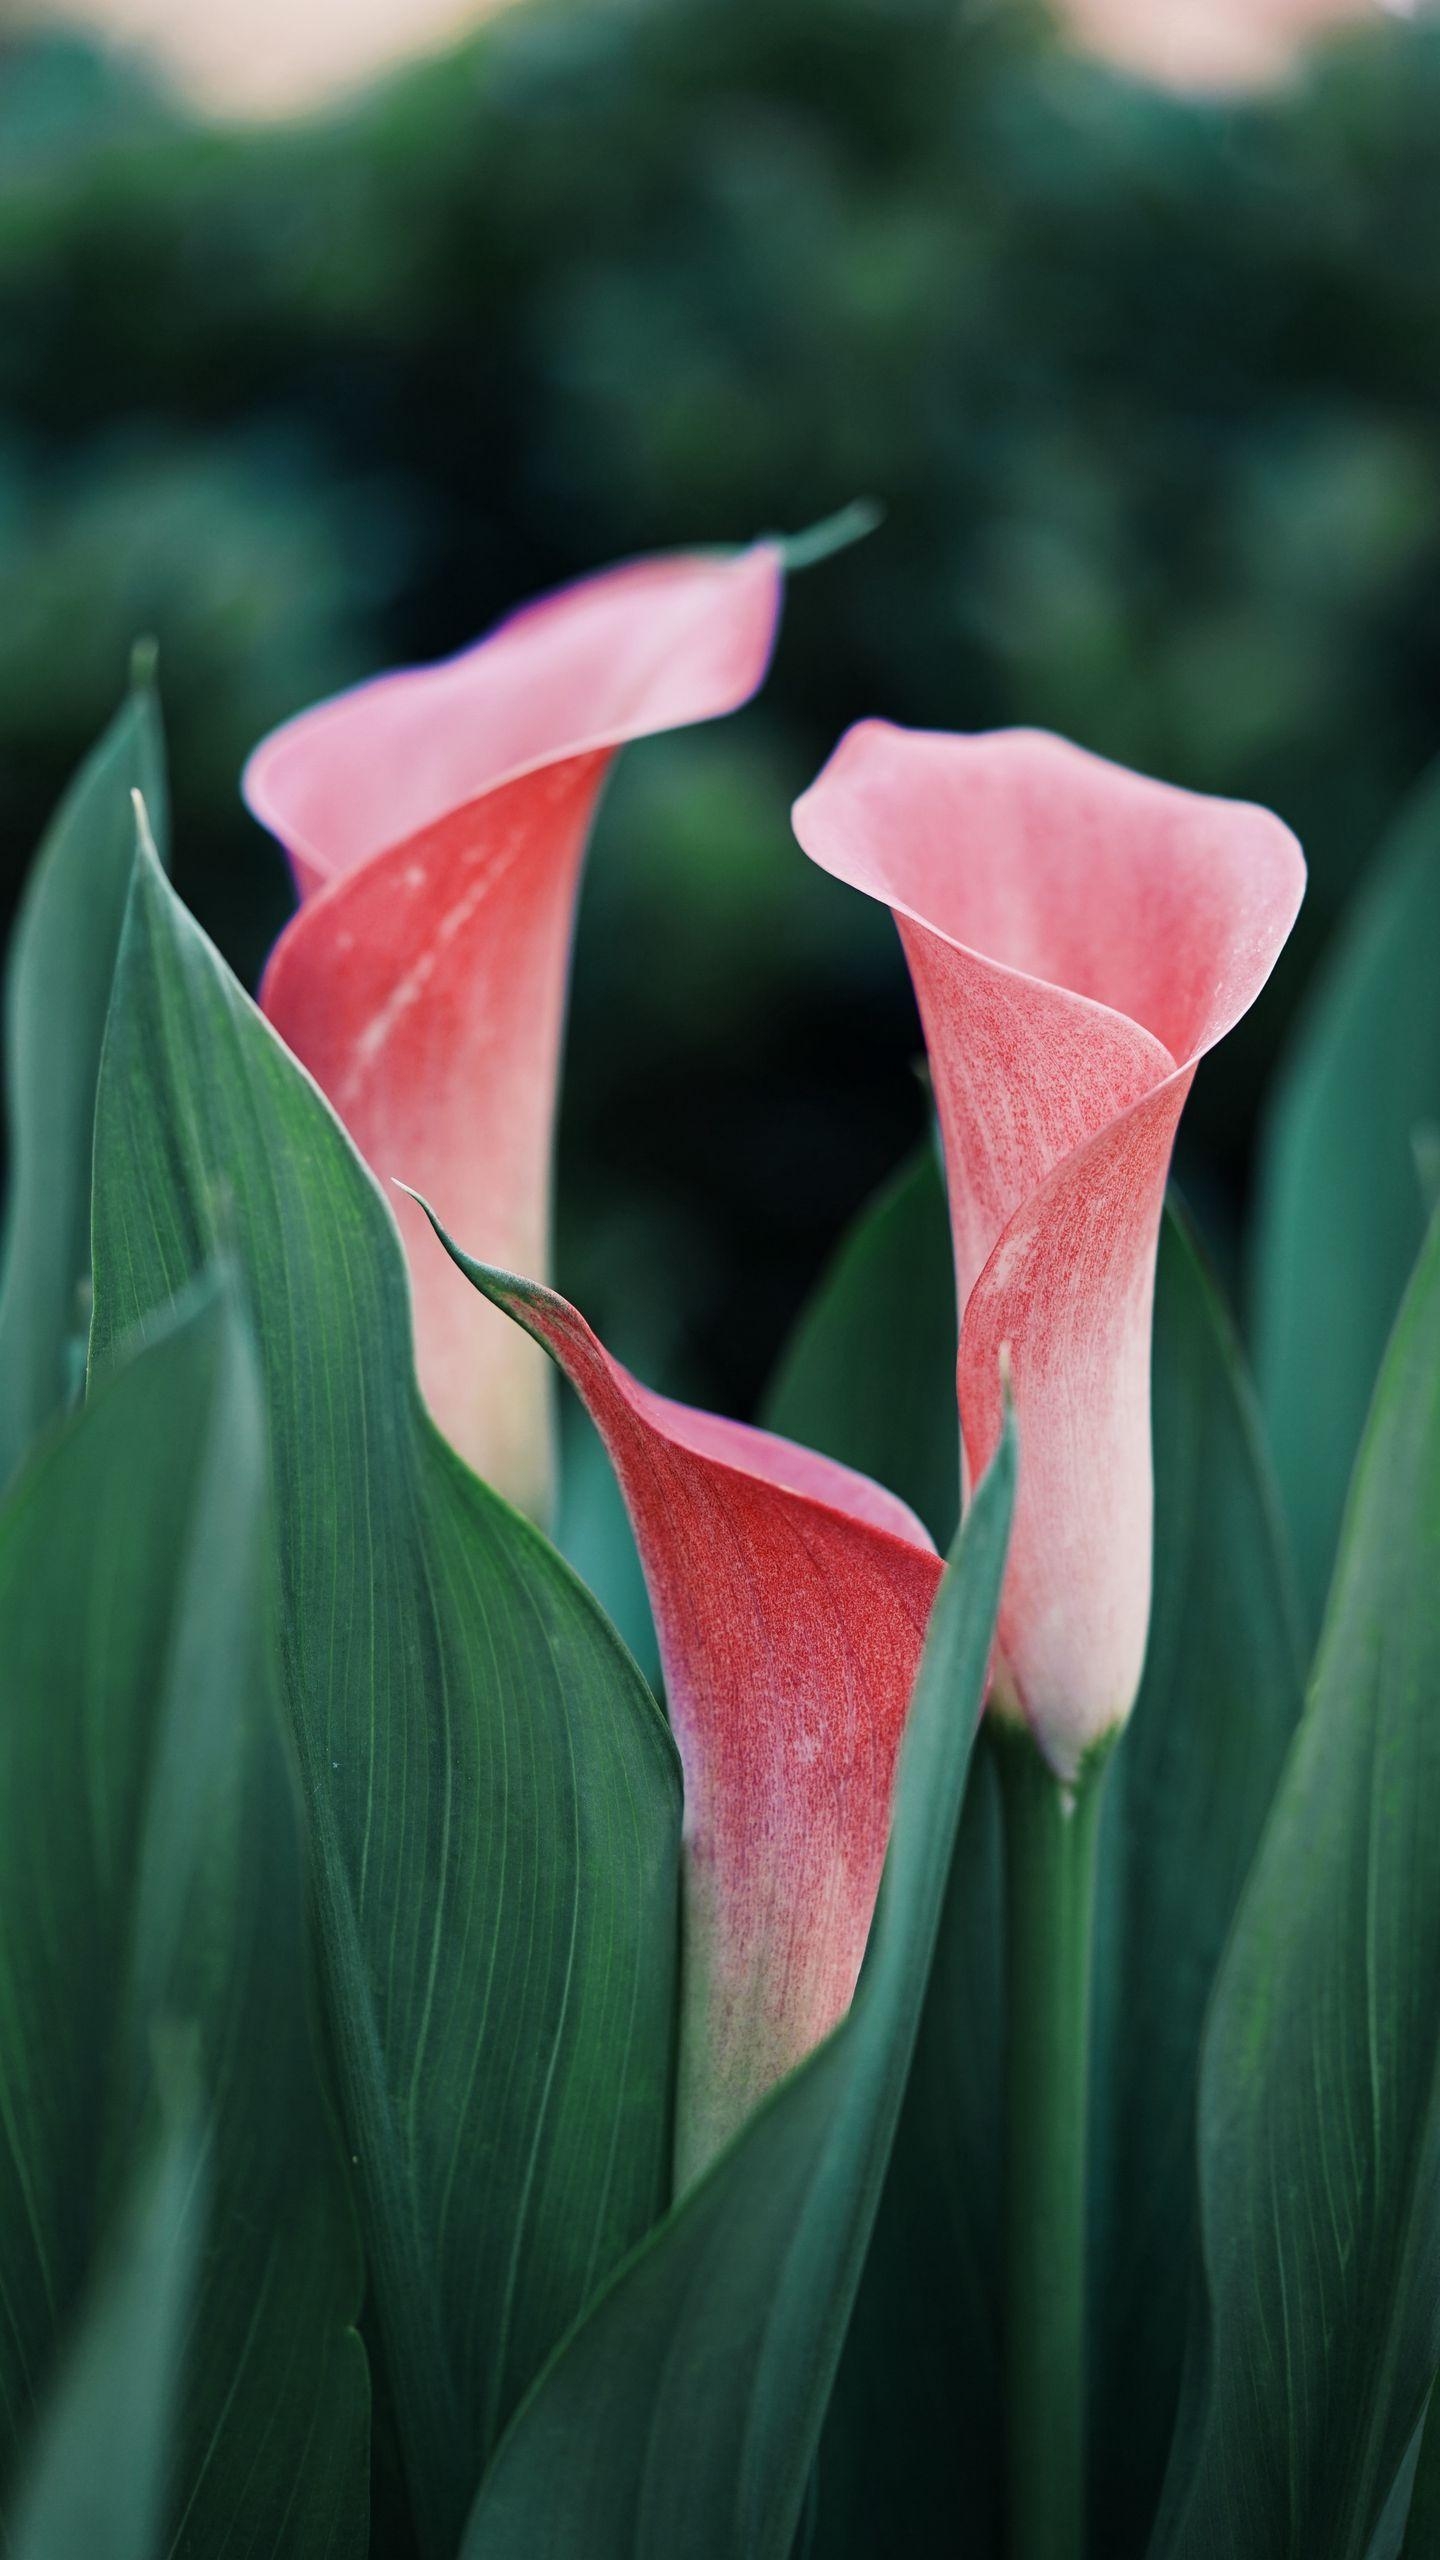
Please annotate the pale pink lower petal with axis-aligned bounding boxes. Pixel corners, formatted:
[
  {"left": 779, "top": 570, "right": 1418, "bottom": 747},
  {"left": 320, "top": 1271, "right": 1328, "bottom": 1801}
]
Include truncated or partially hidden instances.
[
  {"left": 248, "top": 546, "right": 783, "bottom": 1511},
  {"left": 447, "top": 1260, "right": 942, "bottom": 2187}
]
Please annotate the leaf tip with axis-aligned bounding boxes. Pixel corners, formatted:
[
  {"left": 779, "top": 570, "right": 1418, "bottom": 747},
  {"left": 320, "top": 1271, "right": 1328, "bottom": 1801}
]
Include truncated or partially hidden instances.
[{"left": 768, "top": 497, "right": 885, "bottom": 575}]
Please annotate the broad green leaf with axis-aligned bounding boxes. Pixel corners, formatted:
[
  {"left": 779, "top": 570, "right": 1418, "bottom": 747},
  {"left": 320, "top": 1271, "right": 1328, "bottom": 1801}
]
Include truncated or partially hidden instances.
[
  {"left": 462, "top": 1415, "right": 1015, "bottom": 2560},
  {"left": 1089, "top": 1210, "right": 1303, "bottom": 2558},
  {"left": 1156, "top": 1203, "right": 1440, "bottom": 2560},
  {"left": 0, "top": 678, "right": 166, "bottom": 1484},
  {"left": 90, "top": 839, "right": 682, "bottom": 2557},
  {"left": 0, "top": 1289, "right": 367, "bottom": 2556},
  {"left": 7, "top": 2093, "right": 204, "bottom": 2560},
  {"left": 762, "top": 1141, "right": 959, "bottom": 1548},
  {"left": 1254, "top": 759, "right": 1440, "bottom": 1644}
]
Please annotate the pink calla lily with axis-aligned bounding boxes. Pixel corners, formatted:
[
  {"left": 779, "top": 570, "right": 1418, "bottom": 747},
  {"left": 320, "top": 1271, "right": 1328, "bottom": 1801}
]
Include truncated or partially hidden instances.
[
  {"left": 793, "top": 724, "right": 1305, "bottom": 1783},
  {"left": 247, "top": 545, "right": 784, "bottom": 1520},
  {"left": 432, "top": 1242, "right": 943, "bottom": 2187}
]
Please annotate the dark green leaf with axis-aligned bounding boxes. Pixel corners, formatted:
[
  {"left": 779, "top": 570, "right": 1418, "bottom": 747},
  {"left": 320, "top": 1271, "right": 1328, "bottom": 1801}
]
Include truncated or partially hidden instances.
[
  {"left": 0, "top": 680, "right": 167, "bottom": 1485},
  {"left": 1254, "top": 760, "right": 1440, "bottom": 1644},
  {"left": 1089, "top": 1209, "right": 1304, "bottom": 2558},
  {"left": 0, "top": 1288, "right": 367, "bottom": 2556},
  {"left": 1399, "top": 2394, "right": 1440, "bottom": 2560},
  {"left": 89, "top": 841, "right": 682, "bottom": 2557},
  {"left": 806, "top": 1203, "right": 1302, "bottom": 2558},
  {"left": 808, "top": 1737, "right": 1006, "bottom": 2557},
  {"left": 762, "top": 1140, "right": 959, "bottom": 1548},
  {"left": 6, "top": 2093, "right": 204, "bottom": 2560},
  {"left": 1156, "top": 1203, "right": 1440, "bottom": 2560},
  {"left": 462, "top": 1415, "right": 1015, "bottom": 2560},
  {"left": 760, "top": 1137, "right": 993, "bottom": 2553}
]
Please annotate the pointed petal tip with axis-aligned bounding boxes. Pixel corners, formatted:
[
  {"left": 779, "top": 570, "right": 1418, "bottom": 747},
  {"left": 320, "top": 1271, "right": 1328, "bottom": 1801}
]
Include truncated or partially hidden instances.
[
  {"left": 244, "top": 540, "right": 786, "bottom": 894},
  {"left": 396, "top": 1183, "right": 552, "bottom": 1322}
]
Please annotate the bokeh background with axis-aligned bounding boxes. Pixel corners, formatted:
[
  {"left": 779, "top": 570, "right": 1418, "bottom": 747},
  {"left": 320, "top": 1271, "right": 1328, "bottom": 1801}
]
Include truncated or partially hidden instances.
[{"left": 3, "top": 0, "right": 1438, "bottom": 1427}]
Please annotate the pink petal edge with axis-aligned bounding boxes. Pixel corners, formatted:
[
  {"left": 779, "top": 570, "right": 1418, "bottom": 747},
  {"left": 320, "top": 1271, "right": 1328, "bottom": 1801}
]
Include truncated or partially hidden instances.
[
  {"left": 793, "top": 721, "right": 1305, "bottom": 1780},
  {"left": 465, "top": 1260, "right": 943, "bottom": 2188},
  {"left": 249, "top": 545, "right": 784, "bottom": 1517}
]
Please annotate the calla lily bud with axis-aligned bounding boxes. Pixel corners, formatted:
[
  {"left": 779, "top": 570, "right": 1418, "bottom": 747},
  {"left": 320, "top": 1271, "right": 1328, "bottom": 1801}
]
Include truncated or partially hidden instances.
[
  {"left": 247, "top": 545, "right": 784, "bottom": 1522},
  {"left": 435, "top": 1244, "right": 943, "bottom": 2189},
  {"left": 794, "top": 724, "right": 1304, "bottom": 1783}
]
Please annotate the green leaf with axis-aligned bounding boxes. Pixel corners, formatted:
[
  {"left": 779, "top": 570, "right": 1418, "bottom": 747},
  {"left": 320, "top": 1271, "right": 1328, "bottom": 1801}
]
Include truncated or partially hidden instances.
[
  {"left": 0, "top": 1287, "right": 367, "bottom": 2556},
  {"left": 1400, "top": 2394, "right": 1440, "bottom": 2560},
  {"left": 6, "top": 2092, "right": 204, "bottom": 2560},
  {"left": 1254, "top": 759, "right": 1440, "bottom": 1645},
  {"left": 1156, "top": 1202, "right": 1440, "bottom": 2560},
  {"left": 0, "top": 679, "right": 167, "bottom": 1485},
  {"left": 808, "top": 1739, "right": 1006, "bottom": 2556},
  {"left": 803, "top": 1202, "right": 1302, "bottom": 2557},
  {"left": 1089, "top": 1209, "right": 1304, "bottom": 2558},
  {"left": 462, "top": 1415, "right": 1015, "bottom": 2560},
  {"left": 89, "top": 840, "right": 683, "bottom": 2557},
  {"left": 762, "top": 1140, "right": 959, "bottom": 1548}
]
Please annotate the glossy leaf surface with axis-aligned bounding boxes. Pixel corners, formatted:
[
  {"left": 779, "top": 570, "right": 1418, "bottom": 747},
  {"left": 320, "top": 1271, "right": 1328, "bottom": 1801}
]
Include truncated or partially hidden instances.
[
  {"left": 89, "top": 843, "right": 682, "bottom": 2557},
  {"left": 1158, "top": 1204, "right": 1440, "bottom": 2560},
  {"left": 0, "top": 1290, "right": 366, "bottom": 2556}
]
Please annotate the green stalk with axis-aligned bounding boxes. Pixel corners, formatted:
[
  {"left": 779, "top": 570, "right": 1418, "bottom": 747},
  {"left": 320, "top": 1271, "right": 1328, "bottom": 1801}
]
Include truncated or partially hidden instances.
[{"left": 993, "top": 1716, "right": 1111, "bottom": 2560}]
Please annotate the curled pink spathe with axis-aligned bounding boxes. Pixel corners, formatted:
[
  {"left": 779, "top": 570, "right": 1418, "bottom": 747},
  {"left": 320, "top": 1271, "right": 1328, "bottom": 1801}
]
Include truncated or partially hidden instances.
[
  {"left": 454, "top": 1254, "right": 942, "bottom": 2189},
  {"left": 245, "top": 545, "right": 783, "bottom": 1520},
  {"left": 794, "top": 721, "right": 1305, "bottom": 1782}
]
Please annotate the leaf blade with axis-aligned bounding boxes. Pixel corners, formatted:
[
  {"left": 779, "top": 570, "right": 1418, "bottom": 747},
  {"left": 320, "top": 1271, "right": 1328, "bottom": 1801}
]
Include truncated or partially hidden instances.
[
  {"left": 1254, "top": 760, "right": 1440, "bottom": 1642},
  {"left": 1157, "top": 1203, "right": 1440, "bottom": 2560},
  {"left": 0, "top": 1288, "right": 367, "bottom": 2557},
  {"left": 89, "top": 842, "right": 682, "bottom": 2554},
  {"left": 0, "top": 682, "right": 166, "bottom": 1483}
]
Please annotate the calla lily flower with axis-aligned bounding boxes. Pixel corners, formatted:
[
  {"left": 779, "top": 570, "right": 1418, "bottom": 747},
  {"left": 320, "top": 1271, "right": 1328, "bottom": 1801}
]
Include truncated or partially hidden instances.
[
  {"left": 794, "top": 724, "right": 1305, "bottom": 1784},
  {"left": 422, "top": 1230, "right": 943, "bottom": 2188},
  {"left": 247, "top": 545, "right": 784, "bottom": 1521}
]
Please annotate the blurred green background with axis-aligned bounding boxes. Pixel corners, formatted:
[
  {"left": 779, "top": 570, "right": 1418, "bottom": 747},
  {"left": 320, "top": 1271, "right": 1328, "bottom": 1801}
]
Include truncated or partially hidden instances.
[{"left": 3, "top": 0, "right": 1438, "bottom": 1420}]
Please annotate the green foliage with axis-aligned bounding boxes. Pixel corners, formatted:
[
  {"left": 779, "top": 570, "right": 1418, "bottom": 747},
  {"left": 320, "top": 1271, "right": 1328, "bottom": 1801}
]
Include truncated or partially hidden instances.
[
  {"left": 462, "top": 1414, "right": 1014, "bottom": 2560},
  {"left": 1157, "top": 1202, "right": 1440, "bottom": 2557},
  {"left": 0, "top": 1285, "right": 367, "bottom": 2554},
  {"left": 2, "top": 482, "right": 1440, "bottom": 2546},
  {"left": 761, "top": 1164, "right": 1304, "bottom": 2558},
  {"left": 0, "top": 676, "right": 165, "bottom": 1483},
  {"left": 6, "top": 2098, "right": 204, "bottom": 2560},
  {"left": 1401, "top": 2397, "right": 1440, "bottom": 2560},
  {"left": 88, "top": 836, "right": 683, "bottom": 2555},
  {"left": 1255, "top": 759, "right": 1440, "bottom": 1645}
]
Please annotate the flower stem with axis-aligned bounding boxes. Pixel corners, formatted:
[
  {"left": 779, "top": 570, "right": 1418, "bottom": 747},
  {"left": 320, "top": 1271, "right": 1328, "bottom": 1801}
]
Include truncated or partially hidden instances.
[{"left": 993, "top": 1716, "right": 1110, "bottom": 2560}]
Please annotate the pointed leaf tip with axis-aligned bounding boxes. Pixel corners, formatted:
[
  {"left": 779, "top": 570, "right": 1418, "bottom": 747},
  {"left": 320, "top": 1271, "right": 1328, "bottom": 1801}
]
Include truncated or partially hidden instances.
[
  {"left": 770, "top": 499, "right": 884, "bottom": 574},
  {"left": 129, "top": 635, "right": 160, "bottom": 695},
  {"left": 129, "top": 789, "right": 163, "bottom": 874}
]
